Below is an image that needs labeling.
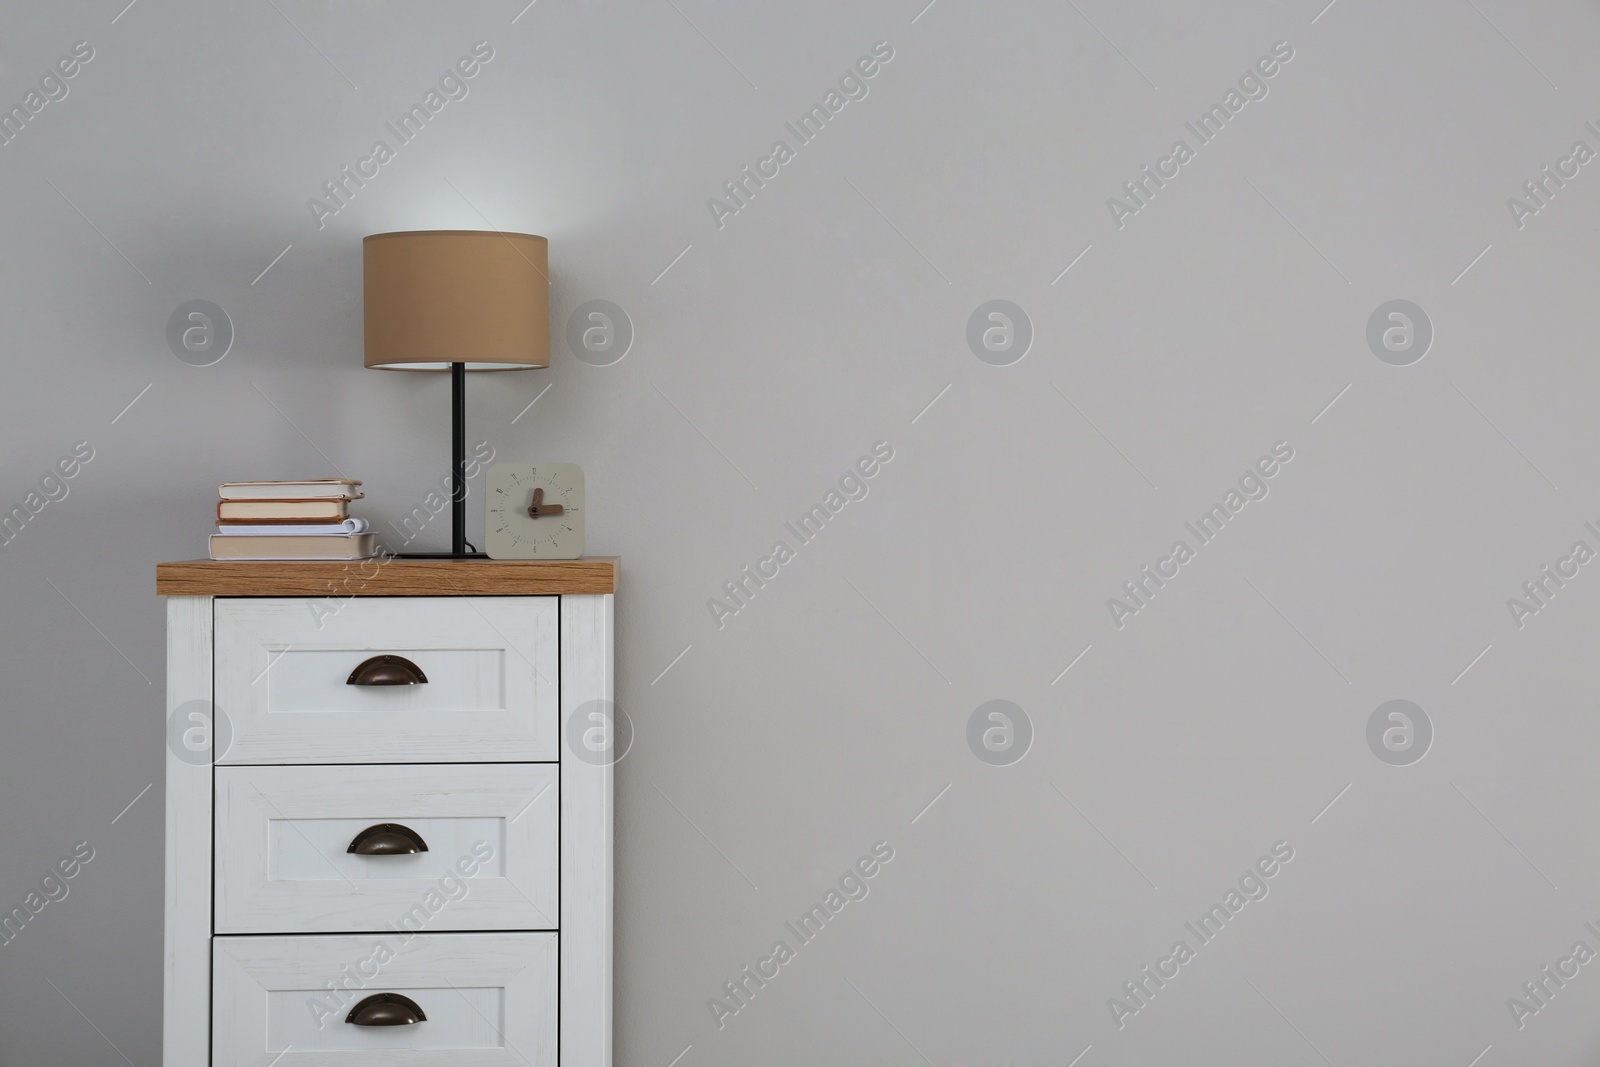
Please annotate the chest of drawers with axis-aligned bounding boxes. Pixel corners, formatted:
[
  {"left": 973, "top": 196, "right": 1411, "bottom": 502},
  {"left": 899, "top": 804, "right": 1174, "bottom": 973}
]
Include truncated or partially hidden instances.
[{"left": 157, "top": 559, "right": 616, "bottom": 1066}]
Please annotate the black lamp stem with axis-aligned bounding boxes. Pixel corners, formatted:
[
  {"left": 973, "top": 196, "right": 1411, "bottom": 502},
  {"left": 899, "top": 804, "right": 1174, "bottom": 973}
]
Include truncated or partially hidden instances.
[
  {"left": 451, "top": 361, "right": 468, "bottom": 556},
  {"left": 392, "top": 362, "right": 481, "bottom": 559}
]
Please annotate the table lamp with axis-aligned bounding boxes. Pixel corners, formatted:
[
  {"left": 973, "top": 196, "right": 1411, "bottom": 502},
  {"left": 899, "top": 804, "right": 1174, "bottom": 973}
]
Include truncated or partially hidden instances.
[{"left": 363, "top": 229, "right": 549, "bottom": 558}]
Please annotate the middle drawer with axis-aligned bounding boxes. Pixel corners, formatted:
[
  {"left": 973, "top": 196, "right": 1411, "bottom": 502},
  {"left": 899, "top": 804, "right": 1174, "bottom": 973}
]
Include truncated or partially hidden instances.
[{"left": 215, "top": 763, "right": 558, "bottom": 935}]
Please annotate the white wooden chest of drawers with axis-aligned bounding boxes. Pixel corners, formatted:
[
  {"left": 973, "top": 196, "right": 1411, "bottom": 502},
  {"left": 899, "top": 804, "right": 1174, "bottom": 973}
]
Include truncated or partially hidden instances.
[{"left": 158, "top": 559, "right": 616, "bottom": 1067}]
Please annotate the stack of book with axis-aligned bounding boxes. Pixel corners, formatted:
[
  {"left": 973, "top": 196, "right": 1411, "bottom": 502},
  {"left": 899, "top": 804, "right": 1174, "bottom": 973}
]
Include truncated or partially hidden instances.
[{"left": 209, "top": 479, "right": 376, "bottom": 560}]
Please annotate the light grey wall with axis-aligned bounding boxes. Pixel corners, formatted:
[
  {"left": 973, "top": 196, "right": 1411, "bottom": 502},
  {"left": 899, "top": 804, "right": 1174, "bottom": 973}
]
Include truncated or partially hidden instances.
[{"left": 2, "top": 0, "right": 1597, "bottom": 1062}]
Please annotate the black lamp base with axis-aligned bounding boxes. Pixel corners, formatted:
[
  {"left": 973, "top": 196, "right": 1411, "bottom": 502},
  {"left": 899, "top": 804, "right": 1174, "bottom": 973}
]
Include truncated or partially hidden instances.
[
  {"left": 394, "top": 551, "right": 489, "bottom": 560},
  {"left": 393, "top": 361, "right": 482, "bottom": 560}
]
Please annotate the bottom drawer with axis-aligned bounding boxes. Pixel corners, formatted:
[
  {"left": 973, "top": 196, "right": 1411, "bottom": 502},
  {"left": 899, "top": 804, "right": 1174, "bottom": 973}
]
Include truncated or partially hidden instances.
[{"left": 213, "top": 932, "right": 556, "bottom": 1066}]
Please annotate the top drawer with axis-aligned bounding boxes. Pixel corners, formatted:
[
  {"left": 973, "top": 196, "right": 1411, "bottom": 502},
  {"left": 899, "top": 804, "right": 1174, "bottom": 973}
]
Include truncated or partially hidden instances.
[{"left": 214, "top": 597, "right": 558, "bottom": 764}]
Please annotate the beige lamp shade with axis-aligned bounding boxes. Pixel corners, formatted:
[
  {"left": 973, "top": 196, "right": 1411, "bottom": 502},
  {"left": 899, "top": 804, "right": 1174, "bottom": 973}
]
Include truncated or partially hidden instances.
[{"left": 363, "top": 230, "right": 549, "bottom": 370}]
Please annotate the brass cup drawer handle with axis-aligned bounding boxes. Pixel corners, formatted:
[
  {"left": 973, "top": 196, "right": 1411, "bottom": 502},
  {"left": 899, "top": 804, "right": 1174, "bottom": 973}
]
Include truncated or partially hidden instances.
[
  {"left": 346, "top": 992, "right": 427, "bottom": 1026},
  {"left": 346, "top": 655, "right": 428, "bottom": 686},
  {"left": 347, "top": 823, "right": 429, "bottom": 856}
]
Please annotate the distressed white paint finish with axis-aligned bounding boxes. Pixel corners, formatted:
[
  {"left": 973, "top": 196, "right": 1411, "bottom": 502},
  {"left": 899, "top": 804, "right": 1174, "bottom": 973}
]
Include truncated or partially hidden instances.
[
  {"left": 214, "top": 597, "right": 558, "bottom": 764},
  {"left": 165, "top": 596, "right": 213, "bottom": 1067},
  {"left": 171, "top": 591, "right": 610, "bottom": 1064},
  {"left": 213, "top": 932, "right": 556, "bottom": 1066},
  {"left": 561, "top": 594, "right": 614, "bottom": 1067},
  {"left": 215, "top": 763, "right": 558, "bottom": 934}
]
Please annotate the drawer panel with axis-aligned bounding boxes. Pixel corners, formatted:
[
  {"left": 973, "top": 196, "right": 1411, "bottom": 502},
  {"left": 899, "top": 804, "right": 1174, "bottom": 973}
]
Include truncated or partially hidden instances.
[
  {"left": 214, "top": 597, "right": 557, "bottom": 763},
  {"left": 213, "top": 932, "right": 556, "bottom": 1066},
  {"left": 216, "top": 764, "right": 557, "bottom": 934}
]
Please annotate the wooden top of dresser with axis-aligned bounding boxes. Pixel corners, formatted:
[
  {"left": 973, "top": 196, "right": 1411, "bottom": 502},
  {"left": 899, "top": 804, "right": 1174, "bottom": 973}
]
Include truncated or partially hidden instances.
[{"left": 156, "top": 557, "right": 617, "bottom": 596}]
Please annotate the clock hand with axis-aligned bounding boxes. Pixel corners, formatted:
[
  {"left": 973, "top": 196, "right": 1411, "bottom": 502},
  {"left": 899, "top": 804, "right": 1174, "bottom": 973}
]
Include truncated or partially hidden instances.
[{"left": 527, "top": 487, "right": 566, "bottom": 518}]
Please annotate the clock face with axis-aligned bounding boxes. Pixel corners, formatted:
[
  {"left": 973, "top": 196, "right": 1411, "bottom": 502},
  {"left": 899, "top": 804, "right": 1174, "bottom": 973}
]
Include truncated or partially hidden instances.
[{"left": 484, "top": 463, "right": 585, "bottom": 560}]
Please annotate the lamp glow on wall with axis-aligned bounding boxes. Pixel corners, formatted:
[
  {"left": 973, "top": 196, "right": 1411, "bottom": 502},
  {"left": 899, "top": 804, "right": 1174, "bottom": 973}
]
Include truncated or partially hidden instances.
[{"left": 363, "top": 229, "right": 549, "bottom": 558}]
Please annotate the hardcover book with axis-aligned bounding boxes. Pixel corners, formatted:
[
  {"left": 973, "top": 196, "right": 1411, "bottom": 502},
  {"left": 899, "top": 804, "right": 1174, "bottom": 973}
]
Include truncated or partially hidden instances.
[
  {"left": 207, "top": 533, "right": 377, "bottom": 560},
  {"left": 217, "top": 499, "right": 352, "bottom": 523},
  {"left": 218, "top": 479, "right": 363, "bottom": 501}
]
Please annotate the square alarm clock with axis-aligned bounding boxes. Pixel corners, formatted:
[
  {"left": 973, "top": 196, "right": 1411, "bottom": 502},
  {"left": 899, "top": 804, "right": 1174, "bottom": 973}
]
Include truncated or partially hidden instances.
[{"left": 484, "top": 463, "right": 585, "bottom": 560}]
